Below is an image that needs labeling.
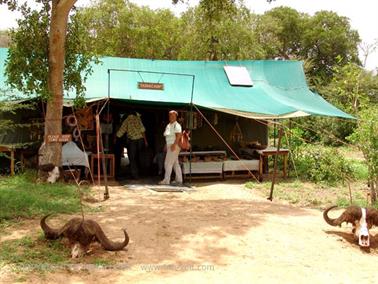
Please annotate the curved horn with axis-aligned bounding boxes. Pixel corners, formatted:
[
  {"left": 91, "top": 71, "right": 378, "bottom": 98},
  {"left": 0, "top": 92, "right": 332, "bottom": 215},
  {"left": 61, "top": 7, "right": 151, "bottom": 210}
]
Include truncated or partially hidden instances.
[
  {"left": 366, "top": 208, "right": 378, "bottom": 228},
  {"left": 40, "top": 214, "right": 63, "bottom": 239},
  {"left": 323, "top": 205, "right": 362, "bottom": 227},
  {"left": 40, "top": 214, "right": 78, "bottom": 240},
  {"left": 94, "top": 222, "right": 129, "bottom": 251},
  {"left": 323, "top": 206, "right": 341, "bottom": 226}
]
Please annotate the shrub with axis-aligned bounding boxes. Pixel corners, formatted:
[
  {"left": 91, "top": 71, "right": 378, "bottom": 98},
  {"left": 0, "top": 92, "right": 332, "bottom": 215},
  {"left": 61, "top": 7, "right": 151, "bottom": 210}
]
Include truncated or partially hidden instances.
[
  {"left": 348, "top": 106, "right": 378, "bottom": 202},
  {"left": 294, "top": 145, "right": 354, "bottom": 185}
]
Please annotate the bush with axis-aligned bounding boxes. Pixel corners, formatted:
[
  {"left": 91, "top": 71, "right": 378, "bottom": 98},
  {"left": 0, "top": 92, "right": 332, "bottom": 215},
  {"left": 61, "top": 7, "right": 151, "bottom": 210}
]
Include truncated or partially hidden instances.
[
  {"left": 348, "top": 106, "right": 378, "bottom": 202},
  {"left": 292, "top": 117, "right": 356, "bottom": 146},
  {"left": 294, "top": 145, "right": 354, "bottom": 185}
]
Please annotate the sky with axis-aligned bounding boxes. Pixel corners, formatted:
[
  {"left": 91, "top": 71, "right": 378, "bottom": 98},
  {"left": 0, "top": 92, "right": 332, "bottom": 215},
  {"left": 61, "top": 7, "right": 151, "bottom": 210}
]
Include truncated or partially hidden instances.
[{"left": 0, "top": 0, "right": 377, "bottom": 70}]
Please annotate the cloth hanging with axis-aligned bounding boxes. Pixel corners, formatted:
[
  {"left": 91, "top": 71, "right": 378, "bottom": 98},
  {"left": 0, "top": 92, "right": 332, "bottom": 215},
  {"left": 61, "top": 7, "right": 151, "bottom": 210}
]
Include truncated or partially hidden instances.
[{"left": 230, "top": 121, "right": 243, "bottom": 143}]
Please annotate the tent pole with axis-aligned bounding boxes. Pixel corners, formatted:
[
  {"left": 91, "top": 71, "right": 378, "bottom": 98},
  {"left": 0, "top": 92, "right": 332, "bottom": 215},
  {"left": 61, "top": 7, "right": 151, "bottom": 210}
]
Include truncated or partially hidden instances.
[
  {"left": 95, "top": 113, "right": 109, "bottom": 200},
  {"left": 100, "top": 69, "right": 111, "bottom": 200},
  {"left": 96, "top": 113, "right": 101, "bottom": 187},
  {"left": 267, "top": 126, "right": 283, "bottom": 201},
  {"left": 188, "top": 75, "right": 195, "bottom": 188},
  {"left": 288, "top": 119, "right": 292, "bottom": 177},
  {"left": 273, "top": 120, "right": 277, "bottom": 147},
  {"left": 99, "top": 121, "right": 109, "bottom": 200}
]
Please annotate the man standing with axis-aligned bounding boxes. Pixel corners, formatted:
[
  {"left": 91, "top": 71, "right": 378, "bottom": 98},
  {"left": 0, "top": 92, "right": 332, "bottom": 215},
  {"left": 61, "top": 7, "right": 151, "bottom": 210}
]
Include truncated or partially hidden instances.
[
  {"left": 159, "top": 110, "right": 183, "bottom": 185},
  {"left": 116, "top": 112, "right": 147, "bottom": 179}
]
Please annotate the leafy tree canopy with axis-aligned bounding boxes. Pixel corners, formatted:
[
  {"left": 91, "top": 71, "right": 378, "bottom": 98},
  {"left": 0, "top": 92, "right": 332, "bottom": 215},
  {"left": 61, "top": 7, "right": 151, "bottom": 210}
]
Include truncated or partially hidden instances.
[{"left": 1, "top": 0, "right": 96, "bottom": 102}]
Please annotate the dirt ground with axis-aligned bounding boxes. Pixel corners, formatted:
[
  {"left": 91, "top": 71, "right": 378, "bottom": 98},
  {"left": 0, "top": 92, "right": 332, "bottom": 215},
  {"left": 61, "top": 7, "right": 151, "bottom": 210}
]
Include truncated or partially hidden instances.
[{"left": 1, "top": 181, "right": 378, "bottom": 284}]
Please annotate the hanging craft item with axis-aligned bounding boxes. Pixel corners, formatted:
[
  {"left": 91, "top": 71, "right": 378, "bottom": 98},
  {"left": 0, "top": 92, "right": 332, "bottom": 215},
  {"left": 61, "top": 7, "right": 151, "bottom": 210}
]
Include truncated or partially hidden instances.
[
  {"left": 197, "top": 112, "right": 203, "bottom": 128},
  {"left": 185, "top": 111, "right": 190, "bottom": 129},
  {"left": 178, "top": 111, "right": 185, "bottom": 125},
  {"left": 75, "top": 107, "right": 94, "bottom": 130},
  {"left": 193, "top": 113, "right": 198, "bottom": 129},
  {"left": 65, "top": 115, "right": 77, "bottom": 127},
  {"left": 86, "top": 135, "right": 97, "bottom": 151},
  {"left": 213, "top": 113, "right": 218, "bottom": 126},
  {"left": 72, "top": 127, "right": 80, "bottom": 141},
  {"left": 230, "top": 119, "right": 244, "bottom": 143},
  {"left": 184, "top": 111, "right": 202, "bottom": 129}
]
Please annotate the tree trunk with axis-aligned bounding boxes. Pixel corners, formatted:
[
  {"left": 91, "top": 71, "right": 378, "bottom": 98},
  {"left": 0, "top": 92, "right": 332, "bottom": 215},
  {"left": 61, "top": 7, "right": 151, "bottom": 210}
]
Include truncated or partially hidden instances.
[
  {"left": 39, "top": 0, "right": 77, "bottom": 176},
  {"left": 371, "top": 179, "right": 377, "bottom": 204}
]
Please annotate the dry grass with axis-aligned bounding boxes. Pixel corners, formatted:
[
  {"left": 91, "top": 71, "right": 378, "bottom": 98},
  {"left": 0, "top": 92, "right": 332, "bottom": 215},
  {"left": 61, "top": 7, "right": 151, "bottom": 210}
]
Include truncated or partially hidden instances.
[{"left": 246, "top": 178, "right": 370, "bottom": 209}]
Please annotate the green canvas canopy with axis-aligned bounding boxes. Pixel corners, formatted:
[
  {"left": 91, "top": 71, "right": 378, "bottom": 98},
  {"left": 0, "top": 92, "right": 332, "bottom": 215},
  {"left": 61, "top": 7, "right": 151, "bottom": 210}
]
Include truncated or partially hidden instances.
[{"left": 0, "top": 47, "right": 353, "bottom": 119}]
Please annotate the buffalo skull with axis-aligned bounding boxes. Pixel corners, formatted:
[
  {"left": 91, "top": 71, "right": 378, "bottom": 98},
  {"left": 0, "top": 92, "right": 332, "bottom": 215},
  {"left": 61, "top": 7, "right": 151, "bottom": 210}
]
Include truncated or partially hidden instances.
[
  {"left": 41, "top": 214, "right": 129, "bottom": 258},
  {"left": 323, "top": 205, "right": 378, "bottom": 248}
]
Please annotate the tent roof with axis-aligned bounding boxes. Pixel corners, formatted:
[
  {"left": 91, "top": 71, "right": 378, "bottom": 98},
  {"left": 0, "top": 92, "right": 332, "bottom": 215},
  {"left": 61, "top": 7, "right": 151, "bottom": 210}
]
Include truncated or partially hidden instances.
[{"left": 0, "top": 48, "right": 353, "bottom": 119}]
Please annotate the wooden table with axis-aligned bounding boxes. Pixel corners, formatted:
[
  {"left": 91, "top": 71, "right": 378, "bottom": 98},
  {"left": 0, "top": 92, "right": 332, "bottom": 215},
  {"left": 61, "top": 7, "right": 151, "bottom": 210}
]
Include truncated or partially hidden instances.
[
  {"left": 0, "top": 146, "right": 15, "bottom": 175},
  {"left": 257, "top": 147, "right": 289, "bottom": 178},
  {"left": 180, "top": 151, "right": 226, "bottom": 179}
]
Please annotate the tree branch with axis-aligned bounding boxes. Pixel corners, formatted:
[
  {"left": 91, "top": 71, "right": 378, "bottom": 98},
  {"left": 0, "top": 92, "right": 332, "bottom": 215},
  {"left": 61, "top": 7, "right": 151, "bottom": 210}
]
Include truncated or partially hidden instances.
[{"left": 57, "top": 0, "right": 77, "bottom": 14}]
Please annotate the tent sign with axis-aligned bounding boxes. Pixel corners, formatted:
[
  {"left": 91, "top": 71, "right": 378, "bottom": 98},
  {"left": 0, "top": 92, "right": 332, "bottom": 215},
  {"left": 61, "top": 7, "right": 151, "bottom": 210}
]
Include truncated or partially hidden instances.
[
  {"left": 138, "top": 82, "right": 164, "bottom": 90},
  {"left": 46, "top": 134, "right": 72, "bottom": 143}
]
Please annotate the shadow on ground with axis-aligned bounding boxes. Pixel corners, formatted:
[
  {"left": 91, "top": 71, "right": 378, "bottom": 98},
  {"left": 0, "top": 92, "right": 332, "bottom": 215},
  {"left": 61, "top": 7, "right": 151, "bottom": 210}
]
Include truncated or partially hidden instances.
[{"left": 324, "top": 230, "right": 378, "bottom": 253}]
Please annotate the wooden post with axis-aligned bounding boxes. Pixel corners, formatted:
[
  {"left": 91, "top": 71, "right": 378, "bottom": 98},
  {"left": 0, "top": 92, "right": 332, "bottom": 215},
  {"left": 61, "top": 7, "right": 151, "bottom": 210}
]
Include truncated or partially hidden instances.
[
  {"left": 347, "top": 179, "right": 353, "bottom": 204},
  {"left": 99, "top": 128, "right": 110, "bottom": 200},
  {"left": 10, "top": 149, "right": 15, "bottom": 176},
  {"left": 283, "top": 154, "right": 288, "bottom": 178},
  {"left": 96, "top": 114, "right": 101, "bottom": 187},
  {"left": 268, "top": 126, "right": 283, "bottom": 201},
  {"left": 95, "top": 114, "right": 109, "bottom": 200}
]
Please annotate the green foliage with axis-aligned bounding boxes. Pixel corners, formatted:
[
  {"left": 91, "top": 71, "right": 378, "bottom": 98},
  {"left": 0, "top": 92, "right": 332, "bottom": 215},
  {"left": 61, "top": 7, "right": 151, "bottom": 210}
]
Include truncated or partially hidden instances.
[
  {"left": 0, "top": 235, "right": 69, "bottom": 271},
  {"left": 77, "top": 0, "right": 126, "bottom": 57},
  {"left": 294, "top": 63, "right": 378, "bottom": 146},
  {"left": 118, "top": 6, "right": 182, "bottom": 59},
  {"left": 79, "top": 2, "right": 361, "bottom": 85},
  {"left": 5, "top": 3, "right": 49, "bottom": 98},
  {"left": 0, "top": 171, "right": 88, "bottom": 221},
  {"left": 0, "top": 92, "right": 37, "bottom": 141},
  {"left": 294, "top": 145, "right": 354, "bottom": 185},
  {"left": 348, "top": 160, "right": 369, "bottom": 180},
  {"left": 348, "top": 107, "right": 378, "bottom": 184},
  {"left": 4, "top": 1, "right": 96, "bottom": 101},
  {"left": 322, "top": 63, "right": 378, "bottom": 115},
  {"left": 256, "top": 7, "right": 305, "bottom": 59},
  {"left": 293, "top": 116, "right": 356, "bottom": 146},
  {"left": 302, "top": 11, "right": 360, "bottom": 82},
  {"left": 178, "top": 4, "right": 263, "bottom": 60},
  {"left": 0, "top": 234, "right": 118, "bottom": 273},
  {"left": 256, "top": 8, "right": 361, "bottom": 86},
  {"left": 78, "top": 0, "right": 182, "bottom": 59}
]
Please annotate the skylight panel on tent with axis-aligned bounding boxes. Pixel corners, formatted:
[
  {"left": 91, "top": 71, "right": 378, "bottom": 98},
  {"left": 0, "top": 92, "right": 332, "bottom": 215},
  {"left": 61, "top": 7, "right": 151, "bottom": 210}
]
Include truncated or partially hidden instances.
[{"left": 223, "top": 66, "right": 253, "bottom": 87}]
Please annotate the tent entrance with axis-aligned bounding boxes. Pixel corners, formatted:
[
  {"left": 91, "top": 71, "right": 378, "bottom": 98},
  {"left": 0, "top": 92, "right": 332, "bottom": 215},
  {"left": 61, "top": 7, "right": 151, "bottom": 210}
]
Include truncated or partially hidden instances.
[{"left": 88, "top": 98, "right": 269, "bottom": 183}]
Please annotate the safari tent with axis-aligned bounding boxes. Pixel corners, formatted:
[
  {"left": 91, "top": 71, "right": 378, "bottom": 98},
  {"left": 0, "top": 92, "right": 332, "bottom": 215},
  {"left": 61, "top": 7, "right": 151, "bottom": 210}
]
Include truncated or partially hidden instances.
[{"left": 0, "top": 47, "right": 352, "bottom": 178}]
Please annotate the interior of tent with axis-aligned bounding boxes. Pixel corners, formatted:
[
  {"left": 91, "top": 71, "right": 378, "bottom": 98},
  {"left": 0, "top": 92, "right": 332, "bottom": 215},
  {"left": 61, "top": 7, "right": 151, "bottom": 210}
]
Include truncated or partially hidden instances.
[
  {"left": 60, "top": 98, "right": 270, "bottom": 182},
  {"left": 0, "top": 98, "right": 271, "bottom": 180}
]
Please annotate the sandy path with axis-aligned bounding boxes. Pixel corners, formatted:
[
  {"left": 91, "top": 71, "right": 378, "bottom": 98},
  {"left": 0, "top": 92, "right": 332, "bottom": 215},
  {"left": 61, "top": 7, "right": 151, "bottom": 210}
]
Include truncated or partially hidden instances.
[{"left": 1, "top": 182, "right": 378, "bottom": 284}]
